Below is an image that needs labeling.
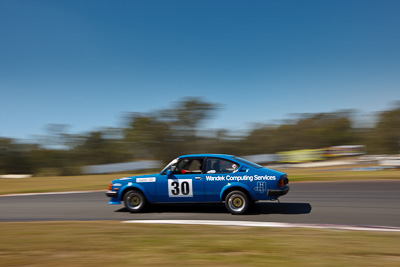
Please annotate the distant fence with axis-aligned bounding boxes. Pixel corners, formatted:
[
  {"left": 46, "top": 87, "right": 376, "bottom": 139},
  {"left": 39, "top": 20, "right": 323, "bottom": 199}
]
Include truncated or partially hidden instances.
[
  {"left": 0, "top": 174, "right": 33, "bottom": 179},
  {"left": 379, "top": 157, "right": 400, "bottom": 167},
  {"left": 242, "top": 154, "right": 278, "bottom": 163},
  {"left": 82, "top": 160, "right": 162, "bottom": 174},
  {"left": 277, "top": 149, "right": 325, "bottom": 163},
  {"left": 277, "top": 145, "right": 366, "bottom": 163}
]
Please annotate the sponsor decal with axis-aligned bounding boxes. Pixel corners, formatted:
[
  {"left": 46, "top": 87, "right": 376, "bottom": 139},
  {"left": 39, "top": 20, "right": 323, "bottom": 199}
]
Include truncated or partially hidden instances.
[
  {"left": 206, "top": 175, "right": 226, "bottom": 181},
  {"left": 254, "top": 181, "right": 267, "bottom": 193},
  {"left": 136, "top": 177, "right": 156, "bottom": 183},
  {"left": 113, "top": 183, "right": 122, "bottom": 186},
  {"left": 205, "top": 175, "right": 276, "bottom": 182}
]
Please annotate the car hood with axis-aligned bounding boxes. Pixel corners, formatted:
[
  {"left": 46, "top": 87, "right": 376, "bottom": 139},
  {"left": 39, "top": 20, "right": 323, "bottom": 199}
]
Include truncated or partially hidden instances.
[{"left": 112, "top": 173, "right": 158, "bottom": 184}]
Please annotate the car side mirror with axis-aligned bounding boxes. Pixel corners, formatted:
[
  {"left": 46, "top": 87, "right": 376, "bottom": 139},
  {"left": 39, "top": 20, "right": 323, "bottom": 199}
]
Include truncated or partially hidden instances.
[{"left": 166, "top": 169, "right": 174, "bottom": 178}]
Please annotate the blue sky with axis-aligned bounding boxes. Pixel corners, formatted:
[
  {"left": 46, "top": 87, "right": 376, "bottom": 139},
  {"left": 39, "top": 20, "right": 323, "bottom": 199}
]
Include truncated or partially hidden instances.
[{"left": 1, "top": 0, "right": 400, "bottom": 140}]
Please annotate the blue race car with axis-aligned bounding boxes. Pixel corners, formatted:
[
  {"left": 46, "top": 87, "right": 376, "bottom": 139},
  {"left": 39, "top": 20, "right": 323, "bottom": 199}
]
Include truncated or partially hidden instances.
[{"left": 106, "top": 154, "right": 289, "bottom": 215}]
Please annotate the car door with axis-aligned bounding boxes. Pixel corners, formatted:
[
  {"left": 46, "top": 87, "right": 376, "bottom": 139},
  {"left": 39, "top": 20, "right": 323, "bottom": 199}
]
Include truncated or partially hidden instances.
[
  {"left": 204, "top": 157, "right": 240, "bottom": 201},
  {"left": 155, "top": 157, "right": 205, "bottom": 202}
]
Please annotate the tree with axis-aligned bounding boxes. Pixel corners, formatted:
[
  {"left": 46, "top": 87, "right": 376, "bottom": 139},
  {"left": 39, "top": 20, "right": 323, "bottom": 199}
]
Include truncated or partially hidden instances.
[
  {"left": 74, "top": 130, "right": 131, "bottom": 165},
  {"left": 242, "top": 111, "right": 356, "bottom": 154},
  {"left": 124, "top": 98, "right": 218, "bottom": 162},
  {"left": 293, "top": 112, "right": 355, "bottom": 148},
  {"left": 369, "top": 104, "right": 400, "bottom": 154},
  {"left": 124, "top": 114, "right": 172, "bottom": 161},
  {"left": 0, "top": 138, "right": 37, "bottom": 174}
]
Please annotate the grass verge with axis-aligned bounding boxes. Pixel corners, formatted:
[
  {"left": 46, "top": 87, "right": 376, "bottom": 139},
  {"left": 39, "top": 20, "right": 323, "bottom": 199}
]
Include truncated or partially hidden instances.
[
  {"left": 0, "top": 173, "right": 131, "bottom": 195},
  {"left": 0, "top": 221, "right": 399, "bottom": 266}
]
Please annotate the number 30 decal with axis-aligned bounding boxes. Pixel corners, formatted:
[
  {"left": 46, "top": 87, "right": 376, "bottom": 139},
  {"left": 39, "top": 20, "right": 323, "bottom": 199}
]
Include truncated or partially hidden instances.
[{"left": 168, "top": 179, "right": 193, "bottom": 197}]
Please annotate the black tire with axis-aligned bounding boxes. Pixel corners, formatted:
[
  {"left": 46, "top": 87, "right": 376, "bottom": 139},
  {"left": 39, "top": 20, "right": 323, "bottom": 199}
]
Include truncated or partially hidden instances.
[
  {"left": 225, "top": 190, "right": 250, "bottom": 215},
  {"left": 124, "top": 190, "right": 146, "bottom": 213}
]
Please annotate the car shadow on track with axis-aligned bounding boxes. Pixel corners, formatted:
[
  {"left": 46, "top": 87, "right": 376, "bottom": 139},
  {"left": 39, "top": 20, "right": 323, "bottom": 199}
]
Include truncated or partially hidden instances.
[
  {"left": 250, "top": 202, "right": 312, "bottom": 215},
  {"left": 115, "top": 202, "right": 312, "bottom": 215}
]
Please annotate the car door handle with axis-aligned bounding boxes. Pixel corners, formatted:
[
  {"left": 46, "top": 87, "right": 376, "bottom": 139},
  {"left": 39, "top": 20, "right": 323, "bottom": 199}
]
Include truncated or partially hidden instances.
[{"left": 195, "top": 177, "right": 202, "bottom": 180}]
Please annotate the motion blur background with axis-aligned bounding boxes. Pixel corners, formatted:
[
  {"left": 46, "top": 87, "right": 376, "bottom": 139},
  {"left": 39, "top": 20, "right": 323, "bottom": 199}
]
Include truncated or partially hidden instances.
[{"left": 1, "top": 0, "right": 400, "bottom": 176}]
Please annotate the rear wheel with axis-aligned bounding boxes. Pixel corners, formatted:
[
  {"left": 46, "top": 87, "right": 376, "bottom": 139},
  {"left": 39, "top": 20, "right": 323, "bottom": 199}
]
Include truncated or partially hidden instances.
[
  {"left": 124, "top": 190, "right": 146, "bottom": 213},
  {"left": 225, "top": 190, "right": 250, "bottom": 215}
]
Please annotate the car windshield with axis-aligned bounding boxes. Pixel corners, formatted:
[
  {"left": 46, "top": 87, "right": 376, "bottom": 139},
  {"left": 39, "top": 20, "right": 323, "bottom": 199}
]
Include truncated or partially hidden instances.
[
  {"left": 233, "top": 157, "right": 263, "bottom": 169},
  {"left": 160, "top": 158, "right": 178, "bottom": 173}
]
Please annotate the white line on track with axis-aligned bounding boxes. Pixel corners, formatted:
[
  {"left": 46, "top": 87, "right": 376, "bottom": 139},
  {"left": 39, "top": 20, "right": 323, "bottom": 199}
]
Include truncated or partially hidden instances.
[
  {"left": 0, "top": 190, "right": 104, "bottom": 197},
  {"left": 123, "top": 220, "right": 400, "bottom": 232}
]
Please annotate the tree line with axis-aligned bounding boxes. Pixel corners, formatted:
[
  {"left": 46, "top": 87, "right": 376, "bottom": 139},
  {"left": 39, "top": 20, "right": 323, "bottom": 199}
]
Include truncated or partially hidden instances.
[{"left": 1, "top": 98, "right": 399, "bottom": 176}]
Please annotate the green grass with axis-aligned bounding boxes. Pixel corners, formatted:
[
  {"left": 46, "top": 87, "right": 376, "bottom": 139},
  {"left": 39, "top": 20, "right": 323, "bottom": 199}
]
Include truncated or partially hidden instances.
[
  {"left": 0, "top": 168, "right": 399, "bottom": 195},
  {"left": 0, "top": 173, "right": 132, "bottom": 195},
  {"left": 0, "top": 222, "right": 399, "bottom": 266}
]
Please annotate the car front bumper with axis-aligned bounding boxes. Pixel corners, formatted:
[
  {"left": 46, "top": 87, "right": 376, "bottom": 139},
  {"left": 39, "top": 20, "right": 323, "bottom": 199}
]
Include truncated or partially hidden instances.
[
  {"left": 267, "top": 185, "right": 290, "bottom": 197},
  {"left": 106, "top": 190, "right": 118, "bottom": 197}
]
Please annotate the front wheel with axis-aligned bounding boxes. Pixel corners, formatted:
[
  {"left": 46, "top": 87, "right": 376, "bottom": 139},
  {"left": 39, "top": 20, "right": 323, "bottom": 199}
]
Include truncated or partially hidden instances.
[
  {"left": 225, "top": 191, "right": 250, "bottom": 215},
  {"left": 124, "top": 190, "right": 146, "bottom": 213}
]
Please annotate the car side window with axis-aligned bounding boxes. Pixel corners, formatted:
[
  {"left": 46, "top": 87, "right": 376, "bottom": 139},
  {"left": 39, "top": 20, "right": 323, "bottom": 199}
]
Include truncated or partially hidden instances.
[
  {"left": 172, "top": 158, "right": 204, "bottom": 174},
  {"left": 206, "top": 158, "right": 239, "bottom": 174}
]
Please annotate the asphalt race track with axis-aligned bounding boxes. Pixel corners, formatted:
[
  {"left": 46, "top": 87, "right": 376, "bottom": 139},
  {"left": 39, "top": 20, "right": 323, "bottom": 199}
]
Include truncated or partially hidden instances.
[{"left": 1, "top": 180, "right": 400, "bottom": 227}]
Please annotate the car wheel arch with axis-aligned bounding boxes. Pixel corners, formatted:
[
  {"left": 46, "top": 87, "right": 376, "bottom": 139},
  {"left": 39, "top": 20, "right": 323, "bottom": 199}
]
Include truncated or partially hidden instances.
[
  {"left": 120, "top": 184, "right": 154, "bottom": 203},
  {"left": 220, "top": 184, "right": 255, "bottom": 202}
]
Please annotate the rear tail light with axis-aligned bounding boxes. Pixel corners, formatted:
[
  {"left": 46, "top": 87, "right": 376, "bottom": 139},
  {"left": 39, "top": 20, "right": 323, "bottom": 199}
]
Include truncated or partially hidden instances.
[
  {"left": 278, "top": 175, "right": 289, "bottom": 187},
  {"left": 108, "top": 183, "right": 112, "bottom": 190}
]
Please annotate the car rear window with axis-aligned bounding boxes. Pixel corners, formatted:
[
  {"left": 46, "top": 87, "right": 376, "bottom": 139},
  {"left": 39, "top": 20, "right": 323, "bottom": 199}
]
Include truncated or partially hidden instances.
[{"left": 233, "top": 157, "right": 263, "bottom": 169}]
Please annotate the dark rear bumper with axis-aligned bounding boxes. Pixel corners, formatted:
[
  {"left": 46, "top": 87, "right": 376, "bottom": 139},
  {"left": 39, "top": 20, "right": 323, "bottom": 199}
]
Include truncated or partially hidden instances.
[{"left": 267, "top": 185, "right": 290, "bottom": 197}]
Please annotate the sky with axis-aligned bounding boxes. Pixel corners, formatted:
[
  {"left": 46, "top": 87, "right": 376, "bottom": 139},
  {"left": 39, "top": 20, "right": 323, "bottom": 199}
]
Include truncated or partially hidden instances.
[{"left": 1, "top": 0, "right": 400, "bottom": 140}]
